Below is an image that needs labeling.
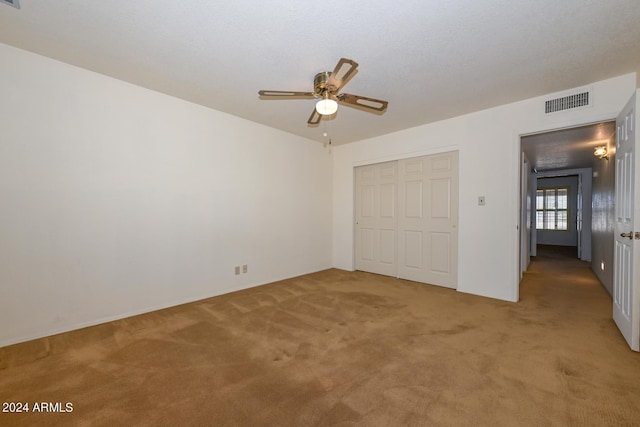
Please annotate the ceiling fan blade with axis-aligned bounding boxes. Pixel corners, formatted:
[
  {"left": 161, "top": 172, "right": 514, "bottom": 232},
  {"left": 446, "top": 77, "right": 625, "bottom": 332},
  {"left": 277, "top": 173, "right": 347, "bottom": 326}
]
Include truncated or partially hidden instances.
[
  {"left": 338, "top": 93, "right": 388, "bottom": 112},
  {"left": 326, "top": 58, "right": 358, "bottom": 92},
  {"left": 307, "top": 107, "right": 321, "bottom": 125},
  {"left": 259, "top": 90, "right": 315, "bottom": 98}
]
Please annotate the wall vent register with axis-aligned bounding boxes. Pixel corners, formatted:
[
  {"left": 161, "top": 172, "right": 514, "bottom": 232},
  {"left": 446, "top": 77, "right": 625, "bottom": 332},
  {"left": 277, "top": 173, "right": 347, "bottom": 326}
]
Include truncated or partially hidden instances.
[{"left": 545, "top": 91, "right": 590, "bottom": 114}]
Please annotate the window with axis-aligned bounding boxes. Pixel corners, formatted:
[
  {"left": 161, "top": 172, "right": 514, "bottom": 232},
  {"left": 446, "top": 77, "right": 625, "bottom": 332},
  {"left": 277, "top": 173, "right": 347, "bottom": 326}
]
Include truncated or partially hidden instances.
[{"left": 536, "top": 187, "right": 568, "bottom": 230}]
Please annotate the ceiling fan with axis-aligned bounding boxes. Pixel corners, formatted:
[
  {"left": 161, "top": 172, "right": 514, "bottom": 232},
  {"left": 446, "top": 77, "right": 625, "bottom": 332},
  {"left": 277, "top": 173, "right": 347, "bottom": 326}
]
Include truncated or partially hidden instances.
[{"left": 258, "top": 58, "right": 389, "bottom": 125}]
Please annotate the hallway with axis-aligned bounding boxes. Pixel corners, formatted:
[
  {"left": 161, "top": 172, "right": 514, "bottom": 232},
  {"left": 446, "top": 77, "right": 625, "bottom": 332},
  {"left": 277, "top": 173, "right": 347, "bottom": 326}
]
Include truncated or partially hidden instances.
[{"left": 521, "top": 244, "right": 614, "bottom": 323}]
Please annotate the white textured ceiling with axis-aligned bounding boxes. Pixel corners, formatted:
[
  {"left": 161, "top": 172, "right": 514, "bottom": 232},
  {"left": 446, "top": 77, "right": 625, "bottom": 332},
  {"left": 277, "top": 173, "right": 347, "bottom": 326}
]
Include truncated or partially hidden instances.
[{"left": 1, "top": 1, "right": 639, "bottom": 144}]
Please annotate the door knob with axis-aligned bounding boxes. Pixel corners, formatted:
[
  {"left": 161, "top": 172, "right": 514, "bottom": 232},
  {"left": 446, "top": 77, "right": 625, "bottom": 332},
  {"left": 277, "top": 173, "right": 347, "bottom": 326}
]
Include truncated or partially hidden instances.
[
  {"left": 636, "top": 232, "right": 640, "bottom": 240},
  {"left": 620, "top": 231, "right": 633, "bottom": 239}
]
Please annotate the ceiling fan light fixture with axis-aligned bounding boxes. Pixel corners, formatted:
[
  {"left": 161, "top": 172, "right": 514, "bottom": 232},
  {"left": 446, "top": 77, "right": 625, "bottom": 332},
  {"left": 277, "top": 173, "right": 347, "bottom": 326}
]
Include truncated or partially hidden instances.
[{"left": 316, "top": 93, "right": 338, "bottom": 116}]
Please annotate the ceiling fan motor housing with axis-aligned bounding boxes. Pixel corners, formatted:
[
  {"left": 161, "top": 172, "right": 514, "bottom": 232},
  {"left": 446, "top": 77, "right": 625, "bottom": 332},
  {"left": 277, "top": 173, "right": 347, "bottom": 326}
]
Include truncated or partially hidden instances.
[{"left": 314, "top": 71, "right": 332, "bottom": 95}]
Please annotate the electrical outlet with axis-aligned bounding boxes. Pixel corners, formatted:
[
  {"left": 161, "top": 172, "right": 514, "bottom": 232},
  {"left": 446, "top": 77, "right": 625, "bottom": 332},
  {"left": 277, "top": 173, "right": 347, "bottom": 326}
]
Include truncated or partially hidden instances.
[
  {"left": 235, "top": 266, "right": 240, "bottom": 275},
  {"left": 478, "top": 196, "right": 486, "bottom": 206},
  {"left": 242, "top": 265, "right": 248, "bottom": 274}
]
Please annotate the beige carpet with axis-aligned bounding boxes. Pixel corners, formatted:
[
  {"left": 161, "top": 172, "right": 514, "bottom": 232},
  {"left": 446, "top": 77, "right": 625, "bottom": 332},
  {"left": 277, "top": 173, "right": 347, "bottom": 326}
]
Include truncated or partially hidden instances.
[{"left": 1, "top": 247, "right": 639, "bottom": 426}]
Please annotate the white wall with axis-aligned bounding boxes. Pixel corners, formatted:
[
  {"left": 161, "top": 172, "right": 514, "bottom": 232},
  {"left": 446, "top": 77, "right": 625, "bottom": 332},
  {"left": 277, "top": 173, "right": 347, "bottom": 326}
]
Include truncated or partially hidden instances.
[
  {"left": 0, "top": 43, "right": 333, "bottom": 347},
  {"left": 333, "top": 74, "right": 636, "bottom": 302}
]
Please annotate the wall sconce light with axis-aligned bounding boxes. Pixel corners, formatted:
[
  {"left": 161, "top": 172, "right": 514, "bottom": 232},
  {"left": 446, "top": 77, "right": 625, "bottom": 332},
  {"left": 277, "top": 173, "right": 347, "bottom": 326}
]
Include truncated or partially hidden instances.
[{"left": 594, "top": 146, "right": 608, "bottom": 160}]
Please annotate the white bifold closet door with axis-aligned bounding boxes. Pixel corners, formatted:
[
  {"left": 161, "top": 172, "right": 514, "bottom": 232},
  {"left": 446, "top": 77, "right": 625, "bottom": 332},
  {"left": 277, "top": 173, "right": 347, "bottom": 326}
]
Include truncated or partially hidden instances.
[
  {"left": 397, "top": 152, "right": 459, "bottom": 288},
  {"left": 355, "top": 151, "right": 458, "bottom": 289},
  {"left": 354, "top": 161, "right": 398, "bottom": 277}
]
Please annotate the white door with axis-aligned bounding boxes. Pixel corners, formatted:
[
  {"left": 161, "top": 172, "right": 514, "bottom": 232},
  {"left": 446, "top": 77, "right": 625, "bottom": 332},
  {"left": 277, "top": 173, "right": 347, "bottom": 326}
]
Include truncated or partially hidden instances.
[
  {"left": 577, "top": 174, "right": 583, "bottom": 259},
  {"left": 397, "top": 152, "right": 459, "bottom": 288},
  {"left": 520, "top": 152, "right": 531, "bottom": 277},
  {"left": 355, "top": 161, "right": 398, "bottom": 276},
  {"left": 613, "top": 92, "right": 640, "bottom": 352},
  {"left": 530, "top": 175, "right": 537, "bottom": 257}
]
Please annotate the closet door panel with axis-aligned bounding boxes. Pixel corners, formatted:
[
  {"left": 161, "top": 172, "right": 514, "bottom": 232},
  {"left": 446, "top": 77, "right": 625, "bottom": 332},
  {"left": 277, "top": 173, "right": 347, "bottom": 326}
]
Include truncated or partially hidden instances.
[
  {"left": 398, "top": 152, "right": 458, "bottom": 288},
  {"left": 355, "top": 162, "right": 398, "bottom": 276}
]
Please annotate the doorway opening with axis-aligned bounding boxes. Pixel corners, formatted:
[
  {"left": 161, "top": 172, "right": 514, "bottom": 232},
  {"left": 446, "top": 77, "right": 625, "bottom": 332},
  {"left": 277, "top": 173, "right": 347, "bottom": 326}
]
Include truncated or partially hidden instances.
[{"left": 519, "top": 121, "right": 616, "bottom": 295}]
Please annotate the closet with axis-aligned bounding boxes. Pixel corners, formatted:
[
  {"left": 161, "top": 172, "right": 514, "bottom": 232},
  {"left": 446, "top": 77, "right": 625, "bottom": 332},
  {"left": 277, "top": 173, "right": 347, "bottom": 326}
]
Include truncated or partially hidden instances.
[{"left": 355, "top": 151, "right": 459, "bottom": 288}]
